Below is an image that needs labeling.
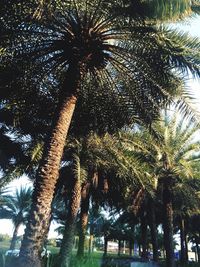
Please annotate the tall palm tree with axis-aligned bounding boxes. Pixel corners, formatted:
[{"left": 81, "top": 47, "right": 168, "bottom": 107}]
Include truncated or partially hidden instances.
[
  {"left": 120, "top": 114, "right": 200, "bottom": 266},
  {"left": 58, "top": 132, "right": 143, "bottom": 266},
  {"left": 0, "top": 187, "right": 32, "bottom": 250},
  {"left": 2, "top": 1, "right": 200, "bottom": 266},
  {"left": 149, "top": 113, "right": 200, "bottom": 267},
  {"left": 59, "top": 154, "right": 83, "bottom": 267},
  {"left": 76, "top": 181, "right": 90, "bottom": 259}
]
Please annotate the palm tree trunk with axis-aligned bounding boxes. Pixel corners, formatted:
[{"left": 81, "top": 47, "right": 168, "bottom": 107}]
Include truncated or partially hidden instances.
[
  {"left": 88, "top": 233, "right": 94, "bottom": 255},
  {"left": 184, "top": 233, "right": 188, "bottom": 262},
  {"left": 180, "top": 217, "right": 187, "bottom": 265},
  {"left": 195, "top": 237, "right": 200, "bottom": 263},
  {"left": 163, "top": 182, "right": 175, "bottom": 267},
  {"left": 148, "top": 200, "right": 159, "bottom": 262},
  {"left": 129, "top": 240, "right": 133, "bottom": 256},
  {"left": 118, "top": 240, "right": 121, "bottom": 256},
  {"left": 10, "top": 224, "right": 20, "bottom": 250},
  {"left": 60, "top": 178, "right": 82, "bottom": 267},
  {"left": 138, "top": 244, "right": 141, "bottom": 256},
  {"left": 17, "top": 64, "right": 81, "bottom": 267},
  {"left": 104, "top": 237, "right": 108, "bottom": 256},
  {"left": 141, "top": 211, "right": 148, "bottom": 259},
  {"left": 88, "top": 217, "right": 95, "bottom": 255},
  {"left": 77, "top": 183, "right": 90, "bottom": 258}
]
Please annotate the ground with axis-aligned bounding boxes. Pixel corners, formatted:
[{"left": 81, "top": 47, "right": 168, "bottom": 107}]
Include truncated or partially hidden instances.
[{"left": 0, "top": 240, "right": 199, "bottom": 267}]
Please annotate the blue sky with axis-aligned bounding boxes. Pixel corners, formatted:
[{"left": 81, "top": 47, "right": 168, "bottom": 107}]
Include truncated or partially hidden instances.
[{"left": 0, "top": 15, "right": 200, "bottom": 240}]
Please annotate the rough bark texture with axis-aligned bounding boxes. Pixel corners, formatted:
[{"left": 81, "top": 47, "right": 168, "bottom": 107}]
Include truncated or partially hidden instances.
[
  {"left": 17, "top": 65, "right": 81, "bottom": 267},
  {"left": 163, "top": 182, "right": 175, "bottom": 267},
  {"left": 10, "top": 224, "right": 20, "bottom": 250},
  {"left": 60, "top": 179, "right": 81, "bottom": 267},
  {"left": 148, "top": 200, "right": 159, "bottom": 262},
  {"left": 77, "top": 183, "right": 90, "bottom": 258}
]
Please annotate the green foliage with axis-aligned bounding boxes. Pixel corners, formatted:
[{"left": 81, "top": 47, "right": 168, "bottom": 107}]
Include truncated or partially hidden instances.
[
  {"left": 2, "top": 0, "right": 200, "bottom": 134},
  {"left": 144, "top": 0, "right": 193, "bottom": 21},
  {"left": 0, "top": 186, "right": 32, "bottom": 228},
  {"left": 34, "top": 0, "right": 200, "bottom": 22},
  {"left": 0, "top": 235, "right": 10, "bottom": 242},
  {"left": 1, "top": 1, "right": 200, "bottom": 264},
  {"left": 72, "top": 256, "right": 101, "bottom": 267}
]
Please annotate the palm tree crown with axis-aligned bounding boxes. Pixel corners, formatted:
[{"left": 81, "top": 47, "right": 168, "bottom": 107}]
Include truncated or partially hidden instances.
[
  {"left": 0, "top": 186, "right": 32, "bottom": 226},
  {"left": 1, "top": 2, "right": 200, "bottom": 266},
  {"left": 5, "top": 1, "right": 196, "bottom": 122},
  {"left": 0, "top": 186, "right": 32, "bottom": 250}
]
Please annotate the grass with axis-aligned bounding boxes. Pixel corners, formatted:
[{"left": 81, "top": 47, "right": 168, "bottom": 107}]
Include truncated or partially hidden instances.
[
  {"left": 0, "top": 241, "right": 199, "bottom": 267},
  {"left": 0, "top": 240, "right": 20, "bottom": 253},
  {"left": 0, "top": 240, "right": 11, "bottom": 253},
  {"left": 43, "top": 253, "right": 103, "bottom": 267},
  {"left": 47, "top": 244, "right": 60, "bottom": 254},
  {"left": 0, "top": 251, "right": 200, "bottom": 267},
  {"left": 72, "top": 257, "right": 102, "bottom": 267}
]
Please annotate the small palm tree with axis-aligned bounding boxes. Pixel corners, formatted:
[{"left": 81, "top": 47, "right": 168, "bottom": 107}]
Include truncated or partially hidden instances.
[{"left": 0, "top": 186, "right": 32, "bottom": 250}]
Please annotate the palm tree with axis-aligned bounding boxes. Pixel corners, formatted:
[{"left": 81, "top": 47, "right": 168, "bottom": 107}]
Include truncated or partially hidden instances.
[
  {"left": 173, "top": 178, "right": 200, "bottom": 264},
  {"left": 34, "top": 0, "right": 200, "bottom": 22},
  {"left": 188, "top": 214, "right": 200, "bottom": 262},
  {"left": 58, "top": 130, "right": 152, "bottom": 265},
  {"left": 162, "top": 119, "right": 199, "bottom": 265},
  {"left": 2, "top": 1, "right": 200, "bottom": 265},
  {"left": 58, "top": 132, "right": 141, "bottom": 266},
  {"left": 59, "top": 154, "right": 83, "bottom": 267},
  {"left": 76, "top": 182, "right": 90, "bottom": 259},
  {"left": 149, "top": 113, "right": 200, "bottom": 267},
  {"left": 147, "top": 197, "right": 160, "bottom": 262},
  {"left": 0, "top": 187, "right": 32, "bottom": 250},
  {"left": 120, "top": 114, "right": 200, "bottom": 266}
]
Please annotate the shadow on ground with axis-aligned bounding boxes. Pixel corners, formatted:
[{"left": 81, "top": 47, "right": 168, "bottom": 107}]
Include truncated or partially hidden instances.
[{"left": 101, "top": 257, "right": 160, "bottom": 267}]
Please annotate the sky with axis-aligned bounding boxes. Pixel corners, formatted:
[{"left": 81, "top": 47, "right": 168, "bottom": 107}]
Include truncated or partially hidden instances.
[
  {"left": 0, "top": 176, "right": 59, "bottom": 239},
  {"left": 176, "top": 16, "right": 200, "bottom": 110},
  {"left": 0, "top": 15, "right": 200, "bottom": 242}
]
